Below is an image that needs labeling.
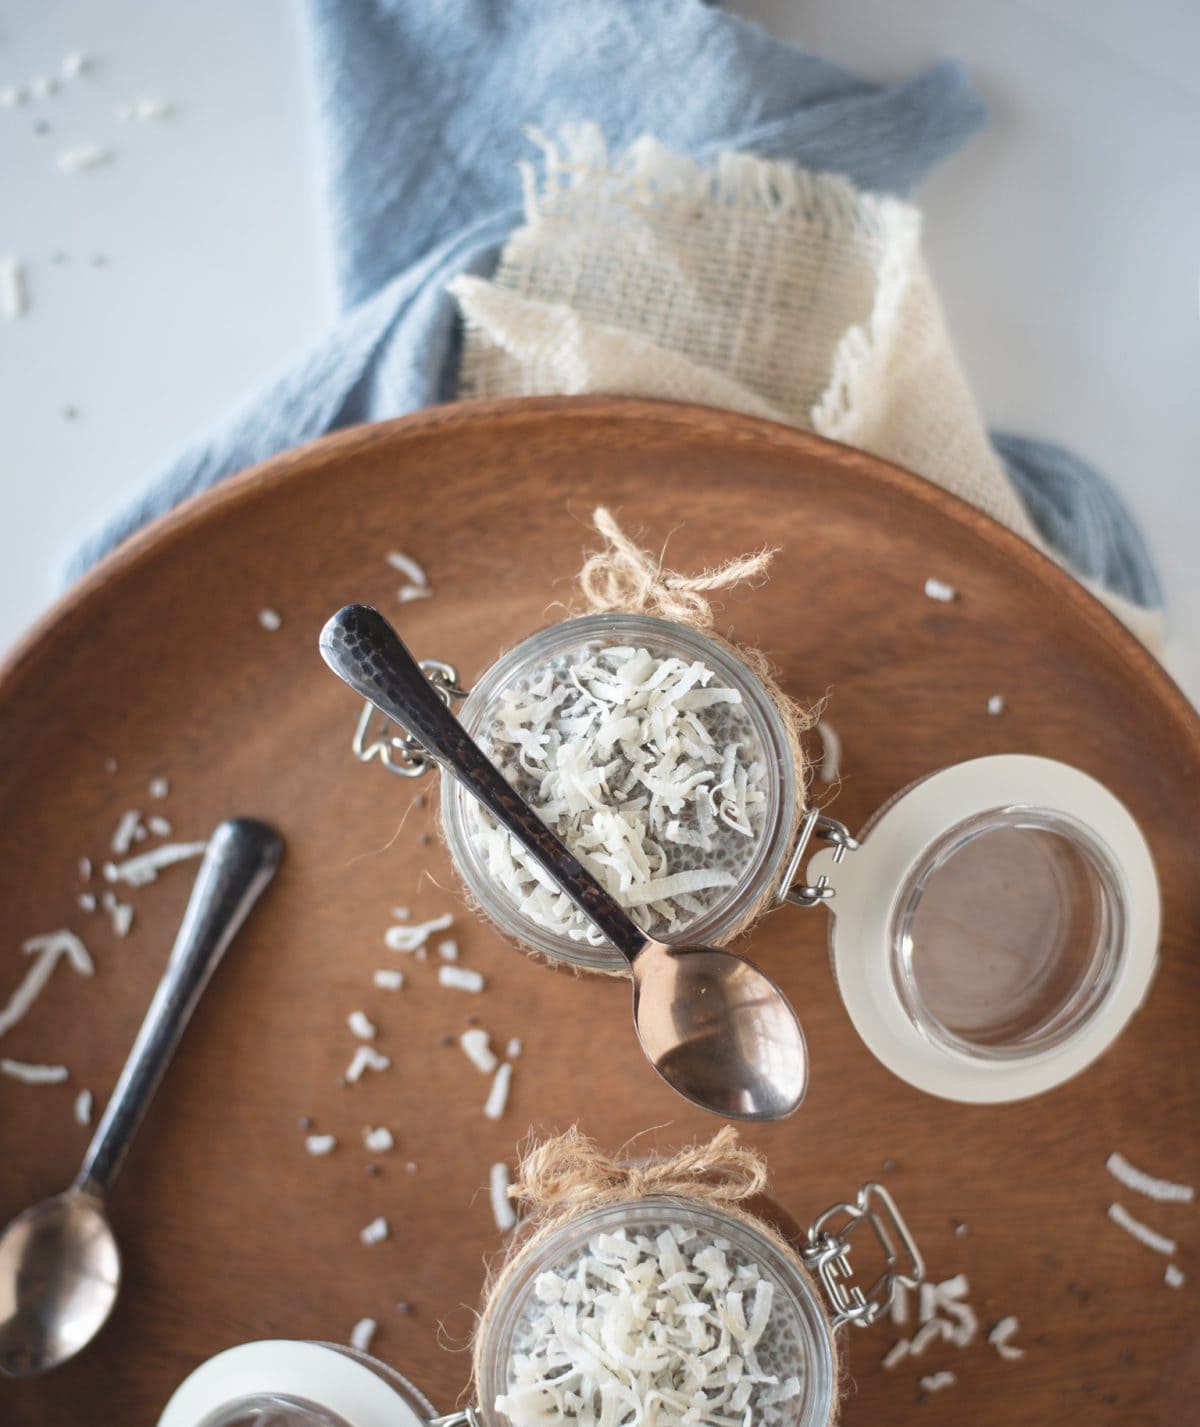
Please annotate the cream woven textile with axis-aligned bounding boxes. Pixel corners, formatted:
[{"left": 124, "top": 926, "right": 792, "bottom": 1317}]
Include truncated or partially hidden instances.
[{"left": 450, "top": 126, "right": 1162, "bottom": 646}]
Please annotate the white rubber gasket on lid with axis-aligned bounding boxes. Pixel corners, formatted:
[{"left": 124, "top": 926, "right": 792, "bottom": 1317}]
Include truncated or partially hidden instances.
[
  {"left": 808, "top": 756, "right": 1160, "bottom": 1104},
  {"left": 157, "top": 1339, "right": 433, "bottom": 1427}
]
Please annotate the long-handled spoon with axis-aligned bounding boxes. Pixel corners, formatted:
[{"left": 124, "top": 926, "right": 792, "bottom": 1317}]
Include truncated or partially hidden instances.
[
  {"left": 0, "top": 817, "right": 283, "bottom": 1377},
  {"left": 320, "top": 604, "right": 807, "bottom": 1122}
]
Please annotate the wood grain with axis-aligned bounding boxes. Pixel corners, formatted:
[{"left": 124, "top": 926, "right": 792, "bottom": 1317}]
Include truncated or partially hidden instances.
[{"left": 0, "top": 397, "right": 1196, "bottom": 1426}]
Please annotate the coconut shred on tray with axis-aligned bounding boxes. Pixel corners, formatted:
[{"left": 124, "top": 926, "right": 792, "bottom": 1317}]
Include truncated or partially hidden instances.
[
  {"left": 499, "top": 1221, "right": 803, "bottom": 1427},
  {"left": 471, "top": 643, "right": 769, "bottom": 944}
]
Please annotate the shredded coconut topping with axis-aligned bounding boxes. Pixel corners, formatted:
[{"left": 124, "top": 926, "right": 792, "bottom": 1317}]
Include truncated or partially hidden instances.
[
  {"left": 1106, "top": 1151, "right": 1194, "bottom": 1204},
  {"left": 987, "top": 1315, "right": 1024, "bottom": 1360},
  {"left": 1164, "top": 1264, "right": 1186, "bottom": 1289},
  {"left": 103, "top": 841, "right": 207, "bottom": 887},
  {"left": 440, "top": 964, "right": 485, "bottom": 993},
  {"left": 74, "top": 1088, "right": 93, "bottom": 1125},
  {"left": 498, "top": 1219, "right": 803, "bottom": 1427},
  {"left": 470, "top": 642, "right": 768, "bottom": 947},
  {"left": 0, "top": 930, "right": 93, "bottom": 1040},
  {"left": 360, "top": 1215, "right": 389, "bottom": 1246},
  {"left": 491, "top": 1161, "right": 517, "bottom": 1232},
  {"left": 483, "top": 1061, "right": 511, "bottom": 1120},
  {"left": 345, "top": 1046, "right": 390, "bottom": 1083},
  {"left": 923, "top": 577, "right": 957, "bottom": 603},
  {"left": 57, "top": 143, "right": 112, "bottom": 173},
  {"left": 1, "top": 256, "right": 28, "bottom": 320},
  {"left": 386, "top": 913, "right": 453, "bottom": 953},
  {"left": 461, "top": 1028, "right": 498, "bottom": 1074},
  {"left": 815, "top": 720, "right": 841, "bottom": 785},
  {"left": 350, "top": 1317, "right": 377, "bottom": 1352},
  {"left": 364, "top": 1126, "right": 394, "bottom": 1153},
  {"left": 373, "top": 969, "right": 405, "bottom": 991},
  {"left": 306, "top": 1133, "right": 337, "bottom": 1156},
  {"left": 2, "top": 1058, "right": 68, "bottom": 1084},
  {"left": 348, "top": 1010, "right": 377, "bottom": 1041},
  {"left": 1107, "top": 1202, "right": 1176, "bottom": 1256},
  {"left": 920, "top": 1372, "right": 956, "bottom": 1393}
]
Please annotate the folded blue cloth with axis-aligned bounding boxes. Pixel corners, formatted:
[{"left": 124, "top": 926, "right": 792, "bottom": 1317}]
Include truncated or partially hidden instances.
[{"left": 67, "top": 0, "right": 1159, "bottom": 613}]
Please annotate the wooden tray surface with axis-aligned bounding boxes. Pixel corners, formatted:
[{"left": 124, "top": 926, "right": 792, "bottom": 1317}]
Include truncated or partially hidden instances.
[{"left": 1, "top": 398, "right": 1197, "bottom": 1425}]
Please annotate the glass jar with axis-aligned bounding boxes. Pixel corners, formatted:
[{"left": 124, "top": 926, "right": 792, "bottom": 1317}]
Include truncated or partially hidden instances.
[{"left": 436, "top": 614, "right": 799, "bottom": 973}]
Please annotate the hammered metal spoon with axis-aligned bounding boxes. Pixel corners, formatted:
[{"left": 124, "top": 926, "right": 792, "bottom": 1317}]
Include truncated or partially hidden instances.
[
  {"left": 320, "top": 604, "right": 806, "bottom": 1121},
  {"left": 0, "top": 818, "right": 283, "bottom": 1378}
]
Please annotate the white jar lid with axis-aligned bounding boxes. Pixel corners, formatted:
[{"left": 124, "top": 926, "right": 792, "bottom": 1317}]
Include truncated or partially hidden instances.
[
  {"left": 156, "top": 1340, "right": 433, "bottom": 1427},
  {"left": 808, "top": 756, "right": 1160, "bottom": 1103}
]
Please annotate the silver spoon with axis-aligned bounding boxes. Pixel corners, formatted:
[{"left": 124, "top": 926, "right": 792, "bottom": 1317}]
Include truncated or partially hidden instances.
[
  {"left": 320, "top": 604, "right": 807, "bottom": 1122},
  {"left": 0, "top": 817, "right": 283, "bottom": 1378}
]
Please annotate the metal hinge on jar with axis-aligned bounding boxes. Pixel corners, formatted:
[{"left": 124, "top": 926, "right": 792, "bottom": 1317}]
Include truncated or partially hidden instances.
[
  {"left": 350, "top": 659, "right": 469, "bottom": 777},
  {"left": 778, "top": 807, "right": 860, "bottom": 908},
  {"left": 803, "top": 1180, "right": 924, "bottom": 1330}
]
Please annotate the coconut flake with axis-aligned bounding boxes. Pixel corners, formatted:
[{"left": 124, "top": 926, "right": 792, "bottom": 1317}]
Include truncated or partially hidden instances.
[
  {"left": 305, "top": 1133, "right": 337, "bottom": 1156},
  {"left": 815, "top": 720, "right": 841, "bottom": 785},
  {"left": 483, "top": 1061, "right": 511, "bottom": 1119},
  {"left": 1108, "top": 1202, "right": 1176, "bottom": 1255},
  {"left": 74, "top": 1088, "right": 93, "bottom": 1125},
  {"left": 348, "top": 1010, "right": 377, "bottom": 1041},
  {"left": 373, "top": 969, "right": 404, "bottom": 991},
  {"left": 345, "top": 1046, "right": 390, "bottom": 1083},
  {"left": 386, "top": 551, "right": 431, "bottom": 602},
  {"left": 363, "top": 1126, "right": 394, "bottom": 1153},
  {"left": 923, "top": 577, "right": 957, "bottom": 603},
  {"left": 0, "top": 87, "right": 26, "bottom": 108},
  {"left": 506, "top": 1037, "right": 522, "bottom": 1059},
  {"left": 987, "top": 1315, "right": 1024, "bottom": 1360},
  {"left": 57, "top": 143, "right": 112, "bottom": 173},
  {"left": 349, "top": 1317, "right": 377, "bottom": 1352},
  {"left": 1165, "top": 1264, "right": 1186, "bottom": 1289},
  {"left": 149, "top": 777, "right": 170, "bottom": 799},
  {"left": 79, "top": 856, "right": 93, "bottom": 880},
  {"left": 134, "top": 97, "right": 173, "bottom": 120},
  {"left": 112, "top": 809, "right": 143, "bottom": 855},
  {"left": 360, "top": 1216, "right": 389, "bottom": 1246},
  {"left": 490, "top": 1161, "right": 517, "bottom": 1232},
  {"left": 147, "top": 815, "right": 172, "bottom": 838},
  {"left": 437, "top": 938, "right": 459, "bottom": 961},
  {"left": 1, "top": 256, "right": 28, "bottom": 320},
  {"left": 439, "top": 965, "right": 485, "bottom": 993},
  {"left": 908, "top": 1319, "right": 954, "bottom": 1356},
  {"left": 920, "top": 1372, "right": 956, "bottom": 1393},
  {"left": 987, "top": 694, "right": 1005, "bottom": 716},
  {"left": 105, "top": 895, "right": 134, "bottom": 938},
  {"left": 881, "top": 1338, "right": 910, "bottom": 1370},
  {"left": 461, "top": 1028, "right": 498, "bottom": 1073},
  {"left": 104, "top": 841, "right": 207, "bottom": 887},
  {"left": 1106, "top": 1151, "right": 1194, "bottom": 1204},
  {"left": 62, "top": 52, "right": 90, "bottom": 79},
  {"left": 78, "top": 893, "right": 96, "bottom": 913},
  {"left": 385, "top": 913, "right": 453, "bottom": 953},
  {"left": 257, "top": 607, "right": 282, "bottom": 631},
  {"left": 0, "top": 930, "right": 93, "bottom": 1039},
  {"left": 1, "top": 1058, "right": 68, "bottom": 1084}
]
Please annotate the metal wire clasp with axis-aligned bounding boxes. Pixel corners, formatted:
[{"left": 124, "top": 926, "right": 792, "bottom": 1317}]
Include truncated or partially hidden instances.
[
  {"left": 350, "top": 659, "right": 469, "bottom": 778},
  {"left": 778, "top": 807, "right": 859, "bottom": 907},
  {"left": 803, "top": 1181, "right": 924, "bottom": 1330}
]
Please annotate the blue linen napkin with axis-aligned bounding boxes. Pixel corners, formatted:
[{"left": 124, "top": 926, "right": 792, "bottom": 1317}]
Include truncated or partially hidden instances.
[{"left": 67, "top": 0, "right": 1160, "bottom": 612}]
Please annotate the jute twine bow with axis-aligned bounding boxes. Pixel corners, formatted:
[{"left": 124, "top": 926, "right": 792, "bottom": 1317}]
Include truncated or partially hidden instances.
[{"left": 470, "top": 1128, "right": 841, "bottom": 1414}]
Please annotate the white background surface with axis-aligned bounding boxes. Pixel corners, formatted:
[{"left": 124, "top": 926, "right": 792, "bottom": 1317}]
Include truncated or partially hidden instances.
[{"left": 1, "top": 1, "right": 1197, "bottom": 702}]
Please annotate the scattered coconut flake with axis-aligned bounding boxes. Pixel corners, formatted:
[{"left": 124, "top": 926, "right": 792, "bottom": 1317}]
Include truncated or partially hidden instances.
[
  {"left": 305, "top": 1133, "right": 337, "bottom": 1156},
  {"left": 908, "top": 1319, "right": 954, "bottom": 1356},
  {"left": 106, "top": 897, "right": 134, "bottom": 938},
  {"left": 490, "top": 1161, "right": 517, "bottom": 1232},
  {"left": 987, "top": 694, "right": 1005, "bottom": 716},
  {"left": 437, "top": 938, "right": 459, "bottom": 961},
  {"left": 134, "top": 97, "right": 173, "bottom": 120},
  {"left": 78, "top": 893, "right": 96, "bottom": 913},
  {"left": 149, "top": 777, "right": 170, "bottom": 799},
  {"left": 345, "top": 1045, "right": 390, "bottom": 1083},
  {"left": 1, "top": 256, "right": 28, "bottom": 320},
  {"left": 0, "top": 930, "right": 94, "bottom": 1039},
  {"left": 461, "top": 1028, "right": 498, "bottom": 1074},
  {"left": 385, "top": 913, "right": 453, "bottom": 953},
  {"left": 1165, "top": 1264, "right": 1186, "bottom": 1289},
  {"left": 349, "top": 1317, "right": 377, "bottom": 1352},
  {"left": 112, "top": 809, "right": 143, "bottom": 855},
  {"left": 815, "top": 719, "right": 841, "bottom": 785},
  {"left": 103, "top": 840, "right": 207, "bottom": 887},
  {"left": 31, "top": 74, "right": 58, "bottom": 98},
  {"left": 386, "top": 551, "right": 431, "bottom": 602},
  {"left": 1108, "top": 1202, "right": 1176, "bottom": 1256},
  {"left": 1, "top": 1058, "right": 68, "bottom": 1084},
  {"left": 257, "top": 607, "right": 282, "bottom": 631},
  {"left": 506, "top": 1037, "right": 522, "bottom": 1060},
  {"left": 483, "top": 1061, "right": 512, "bottom": 1120},
  {"left": 363, "top": 1126, "right": 394, "bottom": 1153},
  {"left": 147, "top": 815, "right": 172, "bottom": 838},
  {"left": 924, "top": 577, "right": 957, "bottom": 603},
  {"left": 392, "top": 906, "right": 410, "bottom": 920},
  {"left": 61, "top": 52, "right": 90, "bottom": 79},
  {"left": 0, "top": 86, "right": 26, "bottom": 108},
  {"left": 918, "top": 1282, "right": 937, "bottom": 1323},
  {"left": 920, "top": 1372, "right": 956, "bottom": 1393},
  {"left": 890, "top": 1279, "right": 909, "bottom": 1326},
  {"left": 988, "top": 1315, "right": 1024, "bottom": 1360},
  {"left": 373, "top": 968, "right": 404, "bottom": 991},
  {"left": 405, "top": 1161, "right": 417, "bottom": 1173},
  {"left": 348, "top": 1010, "right": 377, "bottom": 1041},
  {"left": 57, "top": 143, "right": 112, "bottom": 173},
  {"left": 1106, "top": 1151, "right": 1194, "bottom": 1204},
  {"left": 881, "top": 1338, "right": 910, "bottom": 1370},
  {"left": 74, "top": 1088, "right": 93, "bottom": 1125},
  {"left": 360, "top": 1215, "right": 389, "bottom": 1246},
  {"left": 79, "top": 856, "right": 93, "bottom": 880},
  {"left": 439, "top": 965, "right": 485, "bottom": 993}
]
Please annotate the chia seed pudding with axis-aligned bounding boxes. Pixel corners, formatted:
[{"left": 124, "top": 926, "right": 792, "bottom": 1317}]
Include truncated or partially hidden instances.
[
  {"left": 496, "top": 1218, "right": 814, "bottom": 1427},
  {"left": 465, "top": 640, "right": 770, "bottom": 948}
]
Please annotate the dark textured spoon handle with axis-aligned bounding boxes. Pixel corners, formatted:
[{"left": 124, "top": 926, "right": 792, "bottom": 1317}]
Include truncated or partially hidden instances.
[{"left": 319, "top": 604, "right": 647, "bottom": 960}]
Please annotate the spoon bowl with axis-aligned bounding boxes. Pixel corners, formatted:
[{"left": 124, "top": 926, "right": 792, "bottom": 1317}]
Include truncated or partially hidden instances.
[{"left": 0, "top": 1190, "right": 120, "bottom": 1378}]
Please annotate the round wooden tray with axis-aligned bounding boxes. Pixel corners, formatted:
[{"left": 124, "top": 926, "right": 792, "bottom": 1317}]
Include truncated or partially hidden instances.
[{"left": 1, "top": 398, "right": 1197, "bottom": 1425}]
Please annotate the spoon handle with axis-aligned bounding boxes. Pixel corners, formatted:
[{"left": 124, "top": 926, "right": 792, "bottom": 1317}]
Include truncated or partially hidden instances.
[
  {"left": 320, "top": 604, "right": 647, "bottom": 960},
  {"left": 74, "top": 819, "right": 283, "bottom": 1200}
]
